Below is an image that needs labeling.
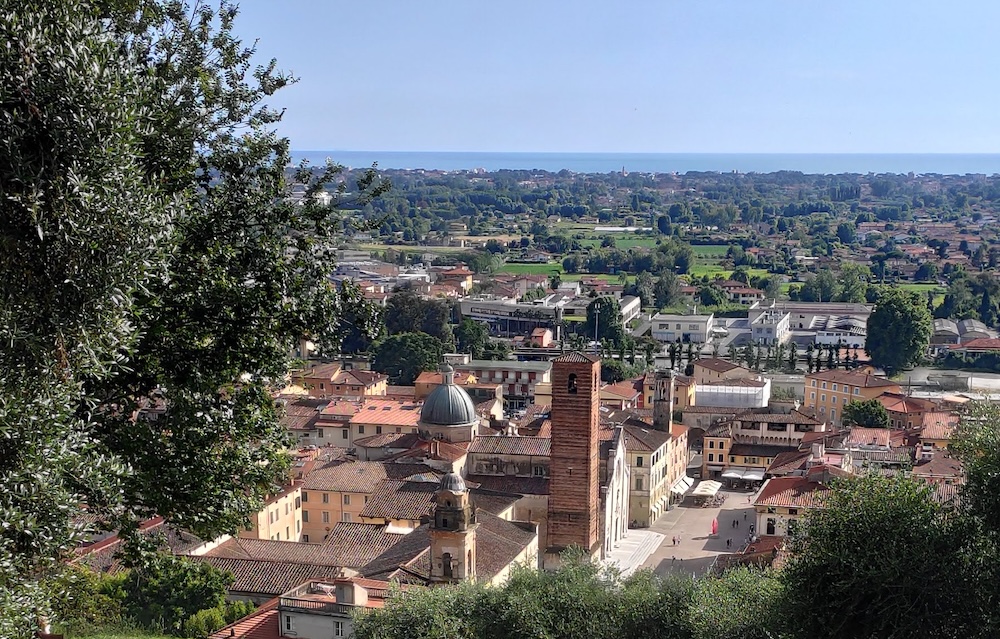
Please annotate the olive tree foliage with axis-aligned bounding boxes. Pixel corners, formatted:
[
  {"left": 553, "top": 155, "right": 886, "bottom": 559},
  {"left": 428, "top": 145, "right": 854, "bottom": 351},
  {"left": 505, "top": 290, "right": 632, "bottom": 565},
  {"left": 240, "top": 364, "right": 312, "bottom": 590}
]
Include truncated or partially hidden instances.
[{"left": 0, "top": 1, "right": 385, "bottom": 635}]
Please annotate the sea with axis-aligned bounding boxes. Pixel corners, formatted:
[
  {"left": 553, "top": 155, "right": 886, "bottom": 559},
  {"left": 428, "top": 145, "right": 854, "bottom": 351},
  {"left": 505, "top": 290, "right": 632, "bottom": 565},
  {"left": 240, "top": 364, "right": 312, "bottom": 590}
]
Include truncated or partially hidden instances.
[{"left": 292, "top": 151, "right": 1000, "bottom": 176}]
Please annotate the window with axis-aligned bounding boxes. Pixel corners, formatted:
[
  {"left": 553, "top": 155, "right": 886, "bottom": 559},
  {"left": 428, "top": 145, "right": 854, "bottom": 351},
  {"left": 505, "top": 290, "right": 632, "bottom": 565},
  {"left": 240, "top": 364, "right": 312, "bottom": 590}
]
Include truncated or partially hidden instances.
[
  {"left": 322, "top": 511, "right": 330, "bottom": 523},
  {"left": 342, "top": 512, "right": 352, "bottom": 522},
  {"left": 275, "top": 532, "right": 280, "bottom": 541},
  {"left": 854, "top": 388, "right": 860, "bottom": 395},
  {"left": 635, "top": 477, "right": 644, "bottom": 490},
  {"left": 294, "top": 496, "right": 301, "bottom": 509},
  {"left": 719, "top": 441, "right": 725, "bottom": 450},
  {"left": 343, "top": 494, "right": 351, "bottom": 506},
  {"left": 730, "top": 456, "right": 735, "bottom": 463},
  {"left": 318, "top": 428, "right": 325, "bottom": 438},
  {"left": 358, "top": 425, "right": 365, "bottom": 434},
  {"left": 568, "top": 373, "right": 578, "bottom": 394},
  {"left": 286, "top": 526, "right": 290, "bottom": 539},
  {"left": 303, "top": 534, "right": 310, "bottom": 542},
  {"left": 788, "top": 508, "right": 799, "bottom": 515},
  {"left": 285, "top": 504, "right": 289, "bottom": 516},
  {"left": 767, "top": 506, "right": 776, "bottom": 514},
  {"left": 322, "top": 493, "right": 330, "bottom": 504},
  {"left": 709, "top": 441, "right": 715, "bottom": 449},
  {"left": 302, "top": 511, "right": 309, "bottom": 523},
  {"left": 810, "top": 392, "right": 815, "bottom": 399},
  {"left": 832, "top": 396, "right": 837, "bottom": 404},
  {"left": 376, "top": 426, "right": 383, "bottom": 434},
  {"left": 302, "top": 491, "right": 308, "bottom": 502},
  {"left": 334, "top": 621, "right": 344, "bottom": 638},
  {"left": 831, "top": 409, "right": 836, "bottom": 421},
  {"left": 636, "top": 456, "right": 644, "bottom": 468},
  {"left": 820, "top": 394, "right": 826, "bottom": 402},
  {"left": 285, "top": 616, "right": 292, "bottom": 632},
  {"left": 832, "top": 384, "right": 838, "bottom": 391},
  {"left": 342, "top": 428, "right": 349, "bottom": 439},
  {"left": 821, "top": 382, "right": 827, "bottom": 389},
  {"left": 766, "top": 518, "right": 776, "bottom": 535},
  {"left": 811, "top": 380, "right": 816, "bottom": 387},
  {"left": 708, "top": 453, "right": 714, "bottom": 462},
  {"left": 533, "top": 466, "right": 545, "bottom": 477}
]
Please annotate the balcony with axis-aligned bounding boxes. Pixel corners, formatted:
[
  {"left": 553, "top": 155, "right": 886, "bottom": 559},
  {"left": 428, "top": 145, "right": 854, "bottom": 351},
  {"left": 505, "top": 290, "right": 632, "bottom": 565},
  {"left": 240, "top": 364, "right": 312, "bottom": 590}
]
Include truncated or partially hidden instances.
[{"left": 279, "top": 597, "right": 353, "bottom": 617}]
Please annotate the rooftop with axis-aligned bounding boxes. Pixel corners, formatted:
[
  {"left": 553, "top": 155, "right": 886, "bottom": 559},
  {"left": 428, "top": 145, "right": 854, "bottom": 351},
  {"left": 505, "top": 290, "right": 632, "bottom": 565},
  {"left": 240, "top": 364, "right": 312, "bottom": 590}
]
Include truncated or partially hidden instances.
[
  {"left": 468, "top": 435, "right": 551, "bottom": 457},
  {"left": 350, "top": 400, "right": 423, "bottom": 427},
  {"left": 806, "top": 369, "right": 899, "bottom": 387}
]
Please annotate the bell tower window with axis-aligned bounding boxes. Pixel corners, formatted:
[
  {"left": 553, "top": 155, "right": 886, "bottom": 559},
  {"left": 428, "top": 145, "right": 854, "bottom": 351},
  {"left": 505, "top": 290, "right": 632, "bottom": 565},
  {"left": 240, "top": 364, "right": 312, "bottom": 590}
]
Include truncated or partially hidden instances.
[
  {"left": 442, "top": 552, "right": 453, "bottom": 578},
  {"left": 568, "top": 373, "right": 578, "bottom": 394}
]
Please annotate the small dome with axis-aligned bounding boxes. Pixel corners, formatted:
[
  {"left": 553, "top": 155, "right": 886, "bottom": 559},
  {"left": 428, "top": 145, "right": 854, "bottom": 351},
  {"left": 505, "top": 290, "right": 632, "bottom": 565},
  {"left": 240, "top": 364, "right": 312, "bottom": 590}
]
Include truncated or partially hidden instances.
[
  {"left": 420, "top": 364, "right": 477, "bottom": 426},
  {"left": 439, "top": 472, "right": 467, "bottom": 493}
]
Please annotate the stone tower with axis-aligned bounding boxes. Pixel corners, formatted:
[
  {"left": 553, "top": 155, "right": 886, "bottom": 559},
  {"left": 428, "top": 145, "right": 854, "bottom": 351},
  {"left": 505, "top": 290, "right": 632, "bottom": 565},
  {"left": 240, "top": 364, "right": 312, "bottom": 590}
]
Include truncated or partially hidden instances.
[
  {"left": 545, "top": 352, "right": 601, "bottom": 567},
  {"left": 652, "top": 369, "right": 675, "bottom": 432},
  {"left": 429, "top": 472, "right": 477, "bottom": 583}
]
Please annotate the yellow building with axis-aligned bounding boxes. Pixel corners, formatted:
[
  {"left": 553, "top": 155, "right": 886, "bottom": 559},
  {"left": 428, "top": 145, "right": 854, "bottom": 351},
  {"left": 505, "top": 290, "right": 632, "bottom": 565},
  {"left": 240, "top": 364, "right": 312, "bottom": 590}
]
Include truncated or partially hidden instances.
[
  {"left": 621, "top": 421, "right": 691, "bottom": 527},
  {"left": 299, "top": 460, "right": 434, "bottom": 543},
  {"left": 804, "top": 369, "right": 900, "bottom": 425},
  {"left": 294, "top": 363, "right": 388, "bottom": 399},
  {"left": 240, "top": 485, "right": 303, "bottom": 543},
  {"left": 414, "top": 369, "right": 478, "bottom": 400},
  {"left": 691, "top": 358, "right": 753, "bottom": 385},
  {"left": 753, "top": 466, "right": 845, "bottom": 537}
]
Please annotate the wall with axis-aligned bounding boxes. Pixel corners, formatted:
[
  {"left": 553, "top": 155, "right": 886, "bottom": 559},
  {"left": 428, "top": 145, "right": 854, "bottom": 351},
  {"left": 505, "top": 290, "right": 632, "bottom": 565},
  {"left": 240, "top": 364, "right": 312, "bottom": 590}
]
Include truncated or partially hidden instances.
[
  {"left": 241, "top": 488, "right": 303, "bottom": 542},
  {"left": 754, "top": 505, "right": 804, "bottom": 537},
  {"left": 602, "top": 430, "right": 630, "bottom": 556},
  {"left": 282, "top": 609, "right": 351, "bottom": 639},
  {"left": 300, "top": 488, "right": 370, "bottom": 543}
]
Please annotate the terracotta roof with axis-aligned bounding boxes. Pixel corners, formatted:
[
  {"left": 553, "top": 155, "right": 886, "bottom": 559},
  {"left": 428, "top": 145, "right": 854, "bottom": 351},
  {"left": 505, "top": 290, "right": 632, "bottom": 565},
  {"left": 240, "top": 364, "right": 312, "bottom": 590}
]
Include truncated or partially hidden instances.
[
  {"left": 193, "top": 556, "right": 344, "bottom": 597},
  {"left": 694, "top": 358, "right": 747, "bottom": 374},
  {"left": 921, "top": 412, "right": 959, "bottom": 440},
  {"left": 389, "top": 438, "right": 470, "bottom": 464},
  {"left": 601, "top": 381, "right": 641, "bottom": 399},
  {"left": 622, "top": 423, "right": 671, "bottom": 452},
  {"left": 553, "top": 352, "right": 600, "bottom": 363},
  {"left": 360, "top": 511, "right": 536, "bottom": 584},
  {"left": 319, "top": 401, "right": 359, "bottom": 418},
  {"left": 74, "top": 519, "right": 204, "bottom": 573},
  {"left": 385, "top": 385, "right": 416, "bottom": 399},
  {"left": 332, "top": 369, "right": 387, "bottom": 386},
  {"left": 912, "top": 452, "right": 963, "bottom": 479},
  {"left": 670, "top": 422, "right": 689, "bottom": 440},
  {"left": 950, "top": 337, "right": 1000, "bottom": 351},
  {"left": 468, "top": 436, "right": 551, "bottom": 457},
  {"left": 209, "top": 598, "right": 281, "bottom": 639},
  {"left": 350, "top": 400, "right": 423, "bottom": 427},
  {"left": 354, "top": 432, "right": 420, "bottom": 449},
  {"left": 845, "top": 427, "right": 898, "bottom": 448},
  {"left": 303, "top": 461, "right": 435, "bottom": 494},
  {"left": 876, "top": 393, "right": 936, "bottom": 415},
  {"left": 806, "top": 370, "right": 899, "bottom": 388},
  {"left": 415, "top": 370, "right": 477, "bottom": 385},
  {"left": 765, "top": 450, "right": 811, "bottom": 476},
  {"left": 279, "top": 397, "right": 329, "bottom": 430},
  {"left": 316, "top": 522, "right": 406, "bottom": 568},
  {"left": 300, "top": 363, "right": 341, "bottom": 380},
  {"left": 754, "top": 474, "right": 832, "bottom": 508},
  {"left": 359, "top": 479, "right": 439, "bottom": 521},
  {"left": 201, "top": 538, "right": 323, "bottom": 563},
  {"left": 680, "top": 405, "right": 740, "bottom": 414},
  {"left": 465, "top": 474, "right": 550, "bottom": 495},
  {"left": 735, "top": 409, "right": 823, "bottom": 425}
]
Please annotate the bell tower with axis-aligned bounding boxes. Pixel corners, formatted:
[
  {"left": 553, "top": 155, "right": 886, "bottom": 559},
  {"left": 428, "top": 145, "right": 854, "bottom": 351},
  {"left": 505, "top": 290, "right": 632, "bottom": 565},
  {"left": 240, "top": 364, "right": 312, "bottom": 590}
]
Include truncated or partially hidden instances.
[
  {"left": 545, "top": 352, "right": 601, "bottom": 568},
  {"left": 429, "top": 472, "right": 478, "bottom": 583}
]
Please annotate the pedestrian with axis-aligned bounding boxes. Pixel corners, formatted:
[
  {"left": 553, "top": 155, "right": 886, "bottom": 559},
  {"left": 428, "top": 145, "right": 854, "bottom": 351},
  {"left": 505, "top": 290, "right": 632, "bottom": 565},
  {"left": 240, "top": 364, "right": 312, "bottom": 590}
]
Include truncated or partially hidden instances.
[
  {"left": 744, "top": 512, "right": 747, "bottom": 520},
  {"left": 672, "top": 536, "right": 676, "bottom": 546},
  {"left": 727, "top": 538, "right": 731, "bottom": 548},
  {"left": 736, "top": 519, "right": 740, "bottom": 529},
  {"left": 671, "top": 556, "right": 676, "bottom": 565}
]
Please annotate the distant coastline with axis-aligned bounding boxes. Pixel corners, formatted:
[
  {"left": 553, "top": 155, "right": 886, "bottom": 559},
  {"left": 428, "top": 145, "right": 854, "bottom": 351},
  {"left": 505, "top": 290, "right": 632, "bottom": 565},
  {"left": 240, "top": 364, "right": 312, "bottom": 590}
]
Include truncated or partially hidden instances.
[{"left": 292, "top": 151, "right": 1000, "bottom": 176}]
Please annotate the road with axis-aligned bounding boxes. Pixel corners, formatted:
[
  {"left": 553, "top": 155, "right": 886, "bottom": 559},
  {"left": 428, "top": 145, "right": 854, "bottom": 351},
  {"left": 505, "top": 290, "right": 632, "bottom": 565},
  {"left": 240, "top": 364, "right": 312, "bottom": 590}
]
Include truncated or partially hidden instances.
[{"left": 641, "top": 488, "right": 756, "bottom": 577}]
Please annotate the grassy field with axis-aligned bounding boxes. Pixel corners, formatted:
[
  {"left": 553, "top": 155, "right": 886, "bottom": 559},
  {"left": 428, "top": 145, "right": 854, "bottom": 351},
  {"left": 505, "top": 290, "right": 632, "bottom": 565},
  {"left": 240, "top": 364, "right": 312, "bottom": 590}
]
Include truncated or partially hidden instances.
[
  {"left": 687, "top": 265, "right": 769, "bottom": 280},
  {"left": 690, "top": 244, "right": 730, "bottom": 257}
]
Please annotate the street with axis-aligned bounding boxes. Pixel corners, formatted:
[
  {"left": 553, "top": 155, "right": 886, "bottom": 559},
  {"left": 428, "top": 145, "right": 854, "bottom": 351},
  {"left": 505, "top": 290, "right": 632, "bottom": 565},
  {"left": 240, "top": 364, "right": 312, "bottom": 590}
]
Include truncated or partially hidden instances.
[{"left": 641, "top": 488, "right": 756, "bottom": 577}]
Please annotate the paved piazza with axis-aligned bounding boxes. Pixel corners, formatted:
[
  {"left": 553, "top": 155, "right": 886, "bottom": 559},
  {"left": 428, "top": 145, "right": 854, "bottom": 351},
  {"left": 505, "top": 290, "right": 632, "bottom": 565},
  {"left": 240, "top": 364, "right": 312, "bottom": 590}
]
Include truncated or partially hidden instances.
[{"left": 641, "top": 488, "right": 757, "bottom": 577}]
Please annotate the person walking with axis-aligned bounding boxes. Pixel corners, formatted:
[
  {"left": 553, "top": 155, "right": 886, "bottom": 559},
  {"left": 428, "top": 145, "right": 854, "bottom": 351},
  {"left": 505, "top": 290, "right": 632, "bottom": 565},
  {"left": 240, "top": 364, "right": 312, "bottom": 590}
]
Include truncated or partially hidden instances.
[
  {"left": 726, "top": 538, "right": 731, "bottom": 549},
  {"left": 743, "top": 512, "right": 747, "bottom": 520}
]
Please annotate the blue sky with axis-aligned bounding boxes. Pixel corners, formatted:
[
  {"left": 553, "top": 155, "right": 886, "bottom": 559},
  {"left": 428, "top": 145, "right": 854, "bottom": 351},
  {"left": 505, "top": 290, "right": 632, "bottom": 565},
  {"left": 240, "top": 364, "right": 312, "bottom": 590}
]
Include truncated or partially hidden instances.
[{"left": 234, "top": 1, "right": 1000, "bottom": 153}]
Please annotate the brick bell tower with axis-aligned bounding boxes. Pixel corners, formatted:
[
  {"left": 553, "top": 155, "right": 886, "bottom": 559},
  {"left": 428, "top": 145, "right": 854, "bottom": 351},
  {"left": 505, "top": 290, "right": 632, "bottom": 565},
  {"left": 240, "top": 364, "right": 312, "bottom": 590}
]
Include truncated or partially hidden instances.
[{"left": 545, "top": 352, "right": 602, "bottom": 568}]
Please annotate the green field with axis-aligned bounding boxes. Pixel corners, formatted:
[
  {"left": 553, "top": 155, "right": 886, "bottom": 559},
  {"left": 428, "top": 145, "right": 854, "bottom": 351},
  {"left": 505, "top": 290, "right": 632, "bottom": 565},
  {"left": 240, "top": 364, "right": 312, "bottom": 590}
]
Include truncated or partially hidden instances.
[
  {"left": 687, "top": 264, "right": 769, "bottom": 280},
  {"left": 690, "top": 244, "right": 730, "bottom": 257}
]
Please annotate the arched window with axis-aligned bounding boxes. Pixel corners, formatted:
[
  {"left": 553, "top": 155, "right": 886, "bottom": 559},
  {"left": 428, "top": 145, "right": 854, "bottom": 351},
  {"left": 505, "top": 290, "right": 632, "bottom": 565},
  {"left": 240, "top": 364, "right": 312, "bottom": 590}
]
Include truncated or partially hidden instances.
[{"left": 568, "top": 373, "right": 578, "bottom": 394}]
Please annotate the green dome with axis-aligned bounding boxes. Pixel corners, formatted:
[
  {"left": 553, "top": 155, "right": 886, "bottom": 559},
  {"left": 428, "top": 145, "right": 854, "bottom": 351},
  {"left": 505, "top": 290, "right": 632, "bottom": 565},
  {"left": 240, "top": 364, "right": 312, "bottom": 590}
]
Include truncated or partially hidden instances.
[{"left": 420, "top": 364, "right": 477, "bottom": 426}]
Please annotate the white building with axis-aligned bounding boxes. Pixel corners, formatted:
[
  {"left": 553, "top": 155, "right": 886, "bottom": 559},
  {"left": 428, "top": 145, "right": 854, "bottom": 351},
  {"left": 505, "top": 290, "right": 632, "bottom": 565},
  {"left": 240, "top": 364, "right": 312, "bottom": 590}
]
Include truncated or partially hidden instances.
[
  {"left": 751, "top": 310, "right": 791, "bottom": 345},
  {"left": 619, "top": 295, "right": 642, "bottom": 324},
  {"left": 602, "top": 425, "right": 631, "bottom": 558},
  {"left": 651, "top": 312, "right": 715, "bottom": 344},
  {"left": 694, "top": 377, "right": 771, "bottom": 409},
  {"left": 749, "top": 300, "right": 872, "bottom": 331},
  {"left": 814, "top": 316, "right": 867, "bottom": 348}
]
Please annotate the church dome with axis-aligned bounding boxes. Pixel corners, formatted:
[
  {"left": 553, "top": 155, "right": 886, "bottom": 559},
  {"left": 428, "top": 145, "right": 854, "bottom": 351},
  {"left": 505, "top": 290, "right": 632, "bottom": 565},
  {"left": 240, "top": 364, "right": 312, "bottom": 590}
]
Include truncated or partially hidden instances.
[
  {"left": 438, "top": 471, "right": 467, "bottom": 493},
  {"left": 420, "top": 363, "right": 477, "bottom": 426}
]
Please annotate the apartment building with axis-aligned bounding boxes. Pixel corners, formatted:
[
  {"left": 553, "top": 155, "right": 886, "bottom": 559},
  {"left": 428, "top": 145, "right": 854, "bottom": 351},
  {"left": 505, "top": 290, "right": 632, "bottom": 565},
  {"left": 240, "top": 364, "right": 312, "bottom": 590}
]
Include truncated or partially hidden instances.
[
  {"left": 454, "top": 360, "right": 552, "bottom": 409},
  {"left": 803, "top": 369, "right": 901, "bottom": 425},
  {"left": 241, "top": 485, "right": 303, "bottom": 543},
  {"left": 651, "top": 312, "right": 715, "bottom": 344}
]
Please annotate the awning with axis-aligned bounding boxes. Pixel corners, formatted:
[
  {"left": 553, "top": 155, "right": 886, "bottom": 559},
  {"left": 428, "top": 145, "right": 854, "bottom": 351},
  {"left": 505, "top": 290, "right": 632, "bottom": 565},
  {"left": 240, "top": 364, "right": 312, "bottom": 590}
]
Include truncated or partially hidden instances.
[
  {"left": 742, "top": 470, "right": 765, "bottom": 481},
  {"left": 722, "top": 467, "right": 748, "bottom": 480},
  {"left": 706, "top": 465, "right": 725, "bottom": 472},
  {"left": 691, "top": 480, "right": 722, "bottom": 498},
  {"left": 671, "top": 475, "right": 694, "bottom": 494}
]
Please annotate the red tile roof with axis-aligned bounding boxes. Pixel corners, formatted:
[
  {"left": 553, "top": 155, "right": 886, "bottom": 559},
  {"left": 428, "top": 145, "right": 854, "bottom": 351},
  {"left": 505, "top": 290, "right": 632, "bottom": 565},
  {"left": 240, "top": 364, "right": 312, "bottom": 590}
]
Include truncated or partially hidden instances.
[
  {"left": 209, "top": 598, "right": 281, "bottom": 639},
  {"left": 303, "top": 461, "right": 436, "bottom": 494},
  {"left": 949, "top": 337, "right": 1000, "bottom": 351},
  {"left": 350, "top": 400, "right": 423, "bottom": 427},
  {"left": 754, "top": 474, "right": 832, "bottom": 508},
  {"left": 921, "top": 412, "right": 959, "bottom": 440},
  {"left": 468, "top": 436, "right": 551, "bottom": 457},
  {"left": 806, "top": 370, "right": 899, "bottom": 388},
  {"left": 359, "top": 479, "right": 438, "bottom": 521},
  {"left": 193, "top": 556, "right": 344, "bottom": 597},
  {"left": 694, "top": 358, "right": 748, "bottom": 374}
]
